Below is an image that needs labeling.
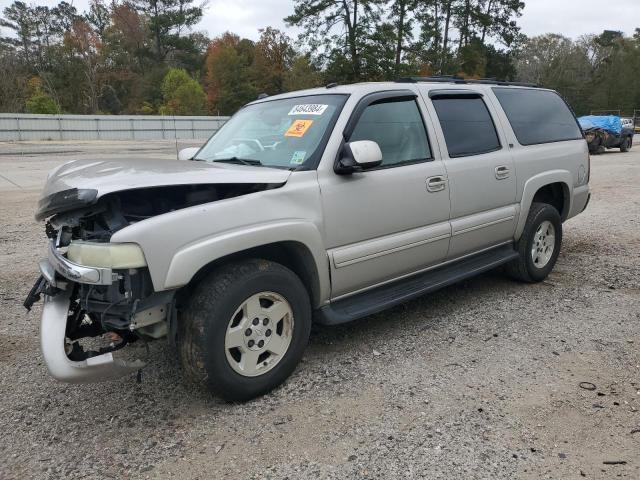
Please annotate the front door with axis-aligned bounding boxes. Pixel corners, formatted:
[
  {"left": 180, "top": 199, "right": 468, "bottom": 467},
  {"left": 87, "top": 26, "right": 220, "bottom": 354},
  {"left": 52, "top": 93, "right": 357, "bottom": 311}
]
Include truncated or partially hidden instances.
[
  {"left": 319, "top": 91, "right": 451, "bottom": 298},
  {"left": 426, "top": 90, "right": 517, "bottom": 259}
]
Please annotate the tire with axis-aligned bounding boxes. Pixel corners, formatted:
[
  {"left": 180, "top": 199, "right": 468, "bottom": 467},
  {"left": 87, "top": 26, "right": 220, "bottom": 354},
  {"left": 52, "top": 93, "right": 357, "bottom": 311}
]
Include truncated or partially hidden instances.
[
  {"left": 620, "top": 136, "right": 632, "bottom": 152},
  {"left": 178, "top": 259, "right": 311, "bottom": 401},
  {"left": 506, "top": 202, "right": 562, "bottom": 283}
]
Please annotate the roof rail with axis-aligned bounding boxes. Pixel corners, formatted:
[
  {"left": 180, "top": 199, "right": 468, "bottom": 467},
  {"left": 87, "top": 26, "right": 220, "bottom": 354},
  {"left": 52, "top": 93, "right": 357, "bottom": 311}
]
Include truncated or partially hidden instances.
[
  {"left": 396, "top": 75, "right": 467, "bottom": 84},
  {"left": 395, "top": 76, "right": 539, "bottom": 88}
]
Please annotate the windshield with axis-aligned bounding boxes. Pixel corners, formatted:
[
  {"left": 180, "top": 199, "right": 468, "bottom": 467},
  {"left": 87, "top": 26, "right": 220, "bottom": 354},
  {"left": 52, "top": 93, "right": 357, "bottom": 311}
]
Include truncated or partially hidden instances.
[{"left": 194, "top": 94, "right": 347, "bottom": 169}]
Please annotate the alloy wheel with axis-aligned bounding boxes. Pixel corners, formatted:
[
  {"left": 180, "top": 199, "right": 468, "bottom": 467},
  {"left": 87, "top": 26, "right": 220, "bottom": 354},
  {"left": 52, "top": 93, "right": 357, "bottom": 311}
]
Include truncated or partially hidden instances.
[
  {"left": 224, "top": 292, "right": 294, "bottom": 377},
  {"left": 531, "top": 220, "right": 555, "bottom": 268}
]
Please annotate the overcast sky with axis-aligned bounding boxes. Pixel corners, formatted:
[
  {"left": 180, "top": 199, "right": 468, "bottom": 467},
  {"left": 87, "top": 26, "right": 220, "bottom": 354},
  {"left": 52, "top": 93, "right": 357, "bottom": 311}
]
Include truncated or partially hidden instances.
[{"left": 0, "top": 0, "right": 638, "bottom": 41}]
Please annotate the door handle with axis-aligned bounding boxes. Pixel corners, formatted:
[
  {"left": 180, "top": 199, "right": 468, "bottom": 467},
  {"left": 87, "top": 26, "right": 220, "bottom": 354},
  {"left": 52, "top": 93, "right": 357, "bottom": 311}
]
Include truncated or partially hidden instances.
[
  {"left": 426, "top": 176, "right": 447, "bottom": 192},
  {"left": 495, "top": 165, "right": 510, "bottom": 180}
]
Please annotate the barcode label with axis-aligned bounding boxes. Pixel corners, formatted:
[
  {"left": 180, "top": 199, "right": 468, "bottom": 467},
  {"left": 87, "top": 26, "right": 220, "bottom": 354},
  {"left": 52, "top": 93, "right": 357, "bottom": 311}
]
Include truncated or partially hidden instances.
[{"left": 288, "top": 104, "right": 328, "bottom": 116}]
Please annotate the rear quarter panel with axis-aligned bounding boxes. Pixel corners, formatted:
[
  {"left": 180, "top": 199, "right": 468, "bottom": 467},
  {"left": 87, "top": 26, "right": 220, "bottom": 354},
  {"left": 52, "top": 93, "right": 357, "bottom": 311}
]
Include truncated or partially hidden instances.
[{"left": 485, "top": 88, "right": 590, "bottom": 239}]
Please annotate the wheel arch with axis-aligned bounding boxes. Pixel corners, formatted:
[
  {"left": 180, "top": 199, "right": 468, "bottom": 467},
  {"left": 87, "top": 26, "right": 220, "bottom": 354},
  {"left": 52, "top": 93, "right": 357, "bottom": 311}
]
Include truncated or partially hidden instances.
[
  {"left": 165, "top": 221, "right": 330, "bottom": 308},
  {"left": 515, "top": 171, "right": 572, "bottom": 241},
  {"left": 182, "top": 240, "right": 324, "bottom": 309}
]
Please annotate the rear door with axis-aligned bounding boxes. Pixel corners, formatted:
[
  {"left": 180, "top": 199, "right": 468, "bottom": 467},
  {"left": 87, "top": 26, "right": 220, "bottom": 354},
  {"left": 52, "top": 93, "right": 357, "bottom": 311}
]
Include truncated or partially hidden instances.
[
  {"left": 318, "top": 90, "right": 451, "bottom": 298},
  {"left": 425, "top": 89, "right": 517, "bottom": 259}
]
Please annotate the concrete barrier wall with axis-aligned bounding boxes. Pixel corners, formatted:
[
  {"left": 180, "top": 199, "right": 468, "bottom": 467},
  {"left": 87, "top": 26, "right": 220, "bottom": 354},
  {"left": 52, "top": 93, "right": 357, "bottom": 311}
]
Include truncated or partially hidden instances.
[{"left": 0, "top": 114, "right": 229, "bottom": 141}]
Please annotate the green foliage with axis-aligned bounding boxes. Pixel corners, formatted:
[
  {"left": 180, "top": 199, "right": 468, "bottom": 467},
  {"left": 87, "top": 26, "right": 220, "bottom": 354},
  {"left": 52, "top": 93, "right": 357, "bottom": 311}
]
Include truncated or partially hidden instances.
[
  {"left": 26, "top": 91, "right": 60, "bottom": 114},
  {"left": 25, "top": 78, "right": 60, "bottom": 114},
  {"left": 284, "top": 56, "right": 322, "bottom": 91},
  {"left": 160, "top": 68, "right": 206, "bottom": 115},
  {"left": 514, "top": 32, "right": 640, "bottom": 115},
  {"left": 204, "top": 33, "right": 256, "bottom": 115},
  {"left": 286, "top": 0, "right": 383, "bottom": 82},
  {"left": 0, "top": 0, "right": 206, "bottom": 114},
  {"left": 129, "top": 0, "right": 203, "bottom": 61},
  {"left": 0, "top": 0, "right": 637, "bottom": 118},
  {"left": 287, "top": 0, "right": 525, "bottom": 82}
]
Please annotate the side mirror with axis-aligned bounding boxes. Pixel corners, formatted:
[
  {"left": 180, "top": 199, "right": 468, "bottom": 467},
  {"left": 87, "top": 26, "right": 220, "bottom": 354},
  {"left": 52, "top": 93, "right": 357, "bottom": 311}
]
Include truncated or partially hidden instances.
[
  {"left": 335, "top": 140, "right": 383, "bottom": 174},
  {"left": 177, "top": 147, "right": 200, "bottom": 161}
]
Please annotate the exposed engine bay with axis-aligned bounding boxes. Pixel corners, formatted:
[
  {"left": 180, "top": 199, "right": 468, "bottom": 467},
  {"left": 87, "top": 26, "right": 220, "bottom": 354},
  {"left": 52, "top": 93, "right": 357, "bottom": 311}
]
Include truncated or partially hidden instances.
[{"left": 47, "top": 183, "right": 276, "bottom": 239}]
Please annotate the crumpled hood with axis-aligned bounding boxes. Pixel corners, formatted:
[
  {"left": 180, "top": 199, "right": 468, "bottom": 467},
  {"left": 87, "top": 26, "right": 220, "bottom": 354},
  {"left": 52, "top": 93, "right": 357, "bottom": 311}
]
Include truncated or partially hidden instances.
[
  {"left": 36, "top": 158, "right": 291, "bottom": 221},
  {"left": 43, "top": 158, "right": 291, "bottom": 198}
]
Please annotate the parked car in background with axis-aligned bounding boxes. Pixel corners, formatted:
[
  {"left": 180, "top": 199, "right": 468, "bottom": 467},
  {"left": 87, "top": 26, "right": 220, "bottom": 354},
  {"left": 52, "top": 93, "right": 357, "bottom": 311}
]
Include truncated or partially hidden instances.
[
  {"left": 579, "top": 115, "right": 634, "bottom": 153},
  {"left": 25, "top": 79, "right": 591, "bottom": 401},
  {"left": 621, "top": 117, "right": 634, "bottom": 130}
]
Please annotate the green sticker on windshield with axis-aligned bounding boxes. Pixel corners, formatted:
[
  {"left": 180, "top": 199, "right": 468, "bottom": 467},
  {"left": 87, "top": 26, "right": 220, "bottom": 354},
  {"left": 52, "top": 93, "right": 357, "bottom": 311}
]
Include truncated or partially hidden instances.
[{"left": 290, "top": 151, "right": 306, "bottom": 165}]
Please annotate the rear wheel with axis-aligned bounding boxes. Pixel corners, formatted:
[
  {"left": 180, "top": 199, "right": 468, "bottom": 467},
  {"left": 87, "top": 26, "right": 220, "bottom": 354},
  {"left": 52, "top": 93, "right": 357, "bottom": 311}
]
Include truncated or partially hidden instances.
[
  {"left": 507, "top": 202, "right": 562, "bottom": 283},
  {"left": 620, "top": 136, "right": 632, "bottom": 152},
  {"left": 179, "top": 259, "right": 311, "bottom": 401}
]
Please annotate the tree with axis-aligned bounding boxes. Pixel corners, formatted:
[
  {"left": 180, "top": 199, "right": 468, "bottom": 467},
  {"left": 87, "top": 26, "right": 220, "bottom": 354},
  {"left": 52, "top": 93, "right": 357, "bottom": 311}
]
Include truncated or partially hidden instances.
[
  {"left": 159, "top": 67, "right": 206, "bottom": 115},
  {"left": 85, "top": 0, "right": 110, "bottom": 41},
  {"left": 0, "top": 1, "right": 37, "bottom": 68},
  {"left": 205, "top": 33, "right": 257, "bottom": 115},
  {"left": 251, "top": 27, "right": 296, "bottom": 95},
  {"left": 477, "top": 0, "right": 524, "bottom": 45},
  {"left": 389, "top": 0, "right": 418, "bottom": 75},
  {"left": 106, "top": 3, "right": 150, "bottom": 73},
  {"left": 512, "top": 31, "right": 640, "bottom": 116},
  {"left": 52, "top": 2, "right": 79, "bottom": 33},
  {"left": 130, "top": 0, "right": 202, "bottom": 62},
  {"left": 9, "top": 0, "right": 631, "bottom": 118},
  {"left": 65, "top": 18, "right": 104, "bottom": 113},
  {"left": 286, "top": 0, "right": 383, "bottom": 82},
  {"left": 0, "top": 46, "right": 27, "bottom": 112},
  {"left": 25, "top": 77, "right": 59, "bottom": 113},
  {"left": 283, "top": 55, "right": 322, "bottom": 91}
]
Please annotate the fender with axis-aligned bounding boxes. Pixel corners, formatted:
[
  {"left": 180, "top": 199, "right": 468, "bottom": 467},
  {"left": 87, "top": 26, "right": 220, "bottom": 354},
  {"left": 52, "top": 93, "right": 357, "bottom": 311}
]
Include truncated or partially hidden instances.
[
  {"left": 109, "top": 171, "right": 328, "bottom": 301},
  {"left": 515, "top": 170, "right": 572, "bottom": 240},
  {"left": 163, "top": 220, "right": 330, "bottom": 302}
]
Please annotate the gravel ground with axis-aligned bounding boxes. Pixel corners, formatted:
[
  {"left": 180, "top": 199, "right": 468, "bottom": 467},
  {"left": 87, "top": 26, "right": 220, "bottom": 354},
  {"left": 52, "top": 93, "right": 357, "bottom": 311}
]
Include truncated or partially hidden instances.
[{"left": 0, "top": 140, "right": 639, "bottom": 480}]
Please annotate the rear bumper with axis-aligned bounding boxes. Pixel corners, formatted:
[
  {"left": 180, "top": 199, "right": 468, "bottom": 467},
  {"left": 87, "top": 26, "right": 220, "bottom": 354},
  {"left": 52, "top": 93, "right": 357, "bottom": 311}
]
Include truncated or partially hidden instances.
[
  {"left": 568, "top": 184, "right": 590, "bottom": 219},
  {"left": 40, "top": 287, "right": 144, "bottom": 383},
  {"left": 581, "top": 192, "right": 591, "bottom": 213}
]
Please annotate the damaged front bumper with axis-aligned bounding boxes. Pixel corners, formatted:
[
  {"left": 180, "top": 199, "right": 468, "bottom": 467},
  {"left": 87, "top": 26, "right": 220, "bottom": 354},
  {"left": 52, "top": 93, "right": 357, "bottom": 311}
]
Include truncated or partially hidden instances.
[
  {"left": 41, "top": 287, "right": 145, "bottom": 383},
  {"left": 26, "top": 242, "right": 173, "bottom": 383}
]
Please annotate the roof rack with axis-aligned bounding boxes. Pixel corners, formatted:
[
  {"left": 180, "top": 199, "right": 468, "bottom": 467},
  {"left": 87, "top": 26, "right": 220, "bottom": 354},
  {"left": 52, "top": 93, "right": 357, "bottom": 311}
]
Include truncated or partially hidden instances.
[{"left": 395, "top": 75, "right": 539, "bottom": 88}]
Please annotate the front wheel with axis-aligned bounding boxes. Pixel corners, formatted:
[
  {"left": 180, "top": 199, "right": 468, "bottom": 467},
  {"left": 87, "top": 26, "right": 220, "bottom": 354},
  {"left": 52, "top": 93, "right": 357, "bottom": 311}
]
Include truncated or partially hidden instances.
[
  {"left": 507, "top": 202, "right": 562, "bottom": 283},
  {"left": 178, "top": 259, "right": 311, "bottom": 401}
]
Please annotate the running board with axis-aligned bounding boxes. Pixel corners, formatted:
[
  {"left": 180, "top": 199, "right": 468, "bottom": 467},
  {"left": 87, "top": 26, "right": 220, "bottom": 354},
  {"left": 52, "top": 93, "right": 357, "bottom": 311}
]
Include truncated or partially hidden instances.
[{"left": 316, "top": 244, "right": 518, "bottom": 325}]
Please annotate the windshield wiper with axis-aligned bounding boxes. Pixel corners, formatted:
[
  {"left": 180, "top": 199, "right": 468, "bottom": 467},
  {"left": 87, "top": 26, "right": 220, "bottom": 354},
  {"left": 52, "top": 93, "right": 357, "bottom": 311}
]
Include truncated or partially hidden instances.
[{"left": 212, "top": 157, "right": 262, "bottom": 166}]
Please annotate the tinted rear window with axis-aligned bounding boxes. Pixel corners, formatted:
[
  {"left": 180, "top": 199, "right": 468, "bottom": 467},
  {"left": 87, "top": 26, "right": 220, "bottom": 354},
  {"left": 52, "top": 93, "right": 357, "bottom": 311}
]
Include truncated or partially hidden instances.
[
  {"left": 432, "top": 97, "right": 501, "bottom": 157},
  {"left": 492, "top": 88, "right": 582, "bottom": 145}
]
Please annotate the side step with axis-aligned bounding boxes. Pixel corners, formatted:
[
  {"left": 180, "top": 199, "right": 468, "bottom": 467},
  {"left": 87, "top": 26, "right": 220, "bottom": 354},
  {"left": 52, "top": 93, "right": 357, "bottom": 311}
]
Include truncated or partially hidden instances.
[{"left": 316, "top": 244, "right": 519, "bottom": 326}]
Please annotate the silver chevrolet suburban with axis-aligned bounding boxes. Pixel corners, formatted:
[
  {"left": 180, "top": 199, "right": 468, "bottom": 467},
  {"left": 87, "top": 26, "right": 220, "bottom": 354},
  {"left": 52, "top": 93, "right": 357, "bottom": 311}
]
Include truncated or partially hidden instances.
[{"left": 25, "top": 78, "right": 591, "bottom": 401}]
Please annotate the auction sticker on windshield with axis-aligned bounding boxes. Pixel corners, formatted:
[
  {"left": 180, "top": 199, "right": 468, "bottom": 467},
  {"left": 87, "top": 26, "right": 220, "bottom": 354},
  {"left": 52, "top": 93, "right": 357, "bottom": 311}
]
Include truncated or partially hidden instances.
[
  {"left": 288, "top": 104, "right": 328, "bottom": 116},
  {"left": 285, "top": 119, "right": 313, "bottom": 137}
]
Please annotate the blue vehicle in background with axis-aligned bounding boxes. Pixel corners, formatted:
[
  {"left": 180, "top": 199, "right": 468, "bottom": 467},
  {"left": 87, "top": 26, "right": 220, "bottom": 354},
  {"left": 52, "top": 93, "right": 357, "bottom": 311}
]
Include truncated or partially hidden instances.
[{"left": 578, "top": 115, "right": 634, "bottom": 154}]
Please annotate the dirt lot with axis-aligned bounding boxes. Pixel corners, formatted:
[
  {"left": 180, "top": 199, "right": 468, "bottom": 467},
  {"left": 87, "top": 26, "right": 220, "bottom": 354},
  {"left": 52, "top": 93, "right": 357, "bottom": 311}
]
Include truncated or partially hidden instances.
[{"left": 0, "top": 140, "right": 639, "bottom": 479}]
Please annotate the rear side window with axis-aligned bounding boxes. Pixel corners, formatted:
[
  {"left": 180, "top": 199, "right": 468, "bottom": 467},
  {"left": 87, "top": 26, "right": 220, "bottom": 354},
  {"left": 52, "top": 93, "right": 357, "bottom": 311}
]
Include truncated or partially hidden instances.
[
  {"left": 349, "top": 99, "right": 431, "bottom": 167},
  {"left": 432, "top": 97, "right": 501, "bottom": 157},
  {"left": 492, "top": 88, "right": 582, "bottom": 145}
]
